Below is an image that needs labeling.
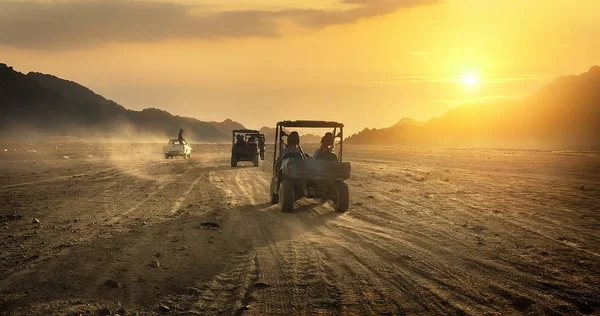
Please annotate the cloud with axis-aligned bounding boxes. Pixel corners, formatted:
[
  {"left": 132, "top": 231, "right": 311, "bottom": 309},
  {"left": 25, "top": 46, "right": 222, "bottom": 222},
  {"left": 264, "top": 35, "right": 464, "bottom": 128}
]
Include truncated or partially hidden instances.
[{"left": 0, "top": 0, "right": 439, "bottom": 49}]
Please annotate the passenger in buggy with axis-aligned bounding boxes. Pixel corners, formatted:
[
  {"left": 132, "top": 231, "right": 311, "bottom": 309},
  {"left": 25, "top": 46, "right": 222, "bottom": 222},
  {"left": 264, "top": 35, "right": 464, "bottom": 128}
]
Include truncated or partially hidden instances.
[
  {"left": 313, "top": 132, "right": 337, "bottom": 161},
  {"left": 248, "top": 135, "right": 258, "bottom": 146}
]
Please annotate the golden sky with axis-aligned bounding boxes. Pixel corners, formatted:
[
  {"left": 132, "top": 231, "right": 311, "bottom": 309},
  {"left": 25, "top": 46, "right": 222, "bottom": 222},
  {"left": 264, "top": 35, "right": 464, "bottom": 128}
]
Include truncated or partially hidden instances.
[{"left": 1, "top": 0, "right": 599, "bottom": 133}]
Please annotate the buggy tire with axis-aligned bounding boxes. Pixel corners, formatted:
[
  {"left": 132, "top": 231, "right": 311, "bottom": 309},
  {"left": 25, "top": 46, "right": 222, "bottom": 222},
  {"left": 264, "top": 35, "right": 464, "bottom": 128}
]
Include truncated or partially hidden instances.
[
  {"left": 279, "top": 180, "right": 295, "bottom": 213},
  {"left": 231, "top": 154, "right": 237, "bottom": 167},
  {"left": 183, "top": 154, "right": 187, "bottom": 159},
  {"left": 333, "top": 181, "right": 349, "bottom": 213},
  {"left": 260, "top": 151, "right": 265, "bottom": 160},
  {"left": 164, "top": 154, "right": 169, "bottom": 159},
  {"left": 253, "top": 155, "right": 259, "bottom": 167},
  {"left": 269, "top": 178, "right": 279, "bottom": 204}
]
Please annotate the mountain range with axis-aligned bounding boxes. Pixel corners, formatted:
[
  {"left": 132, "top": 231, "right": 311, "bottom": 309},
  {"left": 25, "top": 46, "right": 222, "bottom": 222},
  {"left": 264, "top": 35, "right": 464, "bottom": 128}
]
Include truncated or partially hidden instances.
[
  {"left": 346, "top": 66, "right": 600, "bottom": 150},
  {"left": 2, "top": 62, "right": 599, "bottom": 149},
  {"left": 0, "top": 63, "right": 226, "bottom": 142}
]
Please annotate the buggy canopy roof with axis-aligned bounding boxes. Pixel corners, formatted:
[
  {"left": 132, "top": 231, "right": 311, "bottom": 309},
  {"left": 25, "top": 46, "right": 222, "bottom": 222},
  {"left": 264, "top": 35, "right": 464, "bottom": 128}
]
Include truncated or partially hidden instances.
[
  {"left": 233, "top": 129, "right": 260, "bottom": 134},
  {"left": 276, "top": 120, "right": 344, "bottom": 128}
]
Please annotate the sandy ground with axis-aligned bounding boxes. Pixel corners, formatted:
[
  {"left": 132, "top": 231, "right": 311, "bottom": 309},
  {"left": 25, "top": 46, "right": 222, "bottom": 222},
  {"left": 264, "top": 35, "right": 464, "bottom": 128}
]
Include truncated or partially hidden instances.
[{"left": 0, "top": 141, "right": 599, "bottom": 315}]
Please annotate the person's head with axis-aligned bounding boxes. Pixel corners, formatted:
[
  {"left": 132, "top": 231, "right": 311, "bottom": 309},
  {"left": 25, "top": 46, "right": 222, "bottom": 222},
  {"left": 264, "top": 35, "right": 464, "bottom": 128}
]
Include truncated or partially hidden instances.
[
  {"left": 288, "top": 131, "right": 299, "bottom": 147},
  {"left": 321, "top": 132, "right": 334, "bottom": 148},
  {"left": 236, "top": 134, "right": 244, "bottom": 142},
  {"left": 180, "top": 129, "right": 184, "bottom": 132}
]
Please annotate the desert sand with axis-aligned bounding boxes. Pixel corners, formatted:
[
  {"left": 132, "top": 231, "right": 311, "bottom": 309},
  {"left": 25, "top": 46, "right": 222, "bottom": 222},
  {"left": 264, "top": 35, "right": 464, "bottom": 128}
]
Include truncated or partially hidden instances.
[{"left": 1, "top": 141, "right": 599, "bottom": 315}]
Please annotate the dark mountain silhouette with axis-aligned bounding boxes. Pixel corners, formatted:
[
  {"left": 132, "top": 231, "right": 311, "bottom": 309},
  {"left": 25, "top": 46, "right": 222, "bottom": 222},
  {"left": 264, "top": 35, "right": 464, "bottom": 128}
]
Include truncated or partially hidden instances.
[
  {"left": 346, "top": 66, "right": 600, "bottom": 150},
  {"left": 0, "top": 63, "right": 227, "bottom": 142},
  {"left": 209, "top": 119, "right": 246, "bottom": 135}
]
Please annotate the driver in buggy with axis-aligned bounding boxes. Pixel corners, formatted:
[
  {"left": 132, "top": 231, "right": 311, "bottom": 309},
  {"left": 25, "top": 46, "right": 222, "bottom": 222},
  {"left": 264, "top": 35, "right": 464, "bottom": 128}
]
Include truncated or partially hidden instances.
[
  {"left": 280, "top": 131, "right": 302, "bottom": 159},
  {"left": 235, "top": 134, "right": 247, "bottom": 146}
]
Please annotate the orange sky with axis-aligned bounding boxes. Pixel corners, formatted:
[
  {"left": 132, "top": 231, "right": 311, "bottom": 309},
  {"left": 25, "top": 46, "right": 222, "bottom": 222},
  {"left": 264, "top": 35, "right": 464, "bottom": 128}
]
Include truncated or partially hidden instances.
[{"left": 1, "top": 0, "right": 599, "bottom": 134}]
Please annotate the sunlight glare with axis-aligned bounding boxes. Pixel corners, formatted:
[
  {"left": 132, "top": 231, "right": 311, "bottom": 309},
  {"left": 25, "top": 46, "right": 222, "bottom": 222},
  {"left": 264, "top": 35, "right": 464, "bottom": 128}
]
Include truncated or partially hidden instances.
[{"left": 461, "top": 74, "right": 479, "bottom": 88}]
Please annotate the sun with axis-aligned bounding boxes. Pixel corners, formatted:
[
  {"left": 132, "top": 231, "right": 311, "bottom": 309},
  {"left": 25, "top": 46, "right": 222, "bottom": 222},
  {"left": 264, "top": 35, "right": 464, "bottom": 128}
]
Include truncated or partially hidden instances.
[{"left": 461, "top": 73, "right": 480, "bottom": 88}]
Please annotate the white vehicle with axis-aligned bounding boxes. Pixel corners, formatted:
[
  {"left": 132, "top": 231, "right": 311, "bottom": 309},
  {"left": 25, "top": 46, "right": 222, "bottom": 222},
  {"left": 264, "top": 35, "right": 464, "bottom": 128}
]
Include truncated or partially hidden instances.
[{"left": 163, "top": 139, "right": 192, "bottom": 159}]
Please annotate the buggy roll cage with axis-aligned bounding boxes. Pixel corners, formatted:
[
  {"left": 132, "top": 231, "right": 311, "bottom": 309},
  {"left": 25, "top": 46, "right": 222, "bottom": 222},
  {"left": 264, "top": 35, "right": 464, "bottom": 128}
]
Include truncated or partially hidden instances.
[
  {"left": 272, "top": 120, "right": 345, "bottom": 167},
  {"left": 231, "top": 129, "right": 261, "bottom": 145}
]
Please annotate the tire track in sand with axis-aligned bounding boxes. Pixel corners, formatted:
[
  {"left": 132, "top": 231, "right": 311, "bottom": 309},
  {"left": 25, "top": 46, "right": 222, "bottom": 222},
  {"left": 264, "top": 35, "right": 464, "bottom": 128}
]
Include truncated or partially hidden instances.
[{"left": 209, "top": 169, "right": 296, "bottom": 314}]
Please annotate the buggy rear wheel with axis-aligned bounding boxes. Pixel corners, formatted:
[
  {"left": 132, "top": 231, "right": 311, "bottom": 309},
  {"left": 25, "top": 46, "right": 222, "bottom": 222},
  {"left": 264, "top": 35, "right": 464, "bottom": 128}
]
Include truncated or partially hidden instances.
[
  {"left": 253, "top": 155, "right": 259, "bottom": 167},
  {"left": 231, "top": 154, "right": 237, "bottom": 167},
  {"left": 269, "top": 178, "right": 279, "bottom": 204},
  {"left": 164, "top": 154, "right": 169, "bottom": 159},
  {"left": 279, "top": 180, "right": 295, "bottom": 213},
  {"left": 333, "top": 181, "right": 349, "bottom": 213}
]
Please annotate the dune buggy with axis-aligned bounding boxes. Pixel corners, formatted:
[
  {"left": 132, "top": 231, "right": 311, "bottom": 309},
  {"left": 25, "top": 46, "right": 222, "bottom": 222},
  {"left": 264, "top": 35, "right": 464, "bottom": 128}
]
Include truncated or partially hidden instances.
[
  {"left": 231, "top": 129, "right": 262, "bottom": 167},
  {"left": 269, "top": 120, "right": 351, "bottom": 213}
]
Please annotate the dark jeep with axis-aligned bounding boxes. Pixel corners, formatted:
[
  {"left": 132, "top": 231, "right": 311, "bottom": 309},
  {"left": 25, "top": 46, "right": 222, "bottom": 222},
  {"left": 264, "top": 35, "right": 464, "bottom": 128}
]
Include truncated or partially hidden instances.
[{"left": 231, "top": 129, "right": 261, "bottom": 167}]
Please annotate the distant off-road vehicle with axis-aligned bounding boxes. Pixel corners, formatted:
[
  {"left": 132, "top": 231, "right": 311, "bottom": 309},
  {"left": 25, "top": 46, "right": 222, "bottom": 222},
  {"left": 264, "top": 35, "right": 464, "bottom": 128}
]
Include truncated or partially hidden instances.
[
  {"left": 269, "top": 121, "right": 351, "bottom": 213},
  {"left": 163, "top": 139, "right": 192, "bottom": 159},
  {"left": 231, "top": 129, "right": 261, "bottom": 167}
]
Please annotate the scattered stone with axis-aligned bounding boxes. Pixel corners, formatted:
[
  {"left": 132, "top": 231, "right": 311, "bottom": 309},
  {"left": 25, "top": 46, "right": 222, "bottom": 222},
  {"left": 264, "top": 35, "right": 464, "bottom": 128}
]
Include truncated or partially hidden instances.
[
  {"left": 253, "top": 282, "right": 270, "bottom": 289},
  {"left": 199, "top": 221, "right": 220, "bottom": 229},
  {"left": 3, "top": 149, "right": 7, "bottom": 152},
  {"left": 579, "top": 185, "right": 586, "bottom": 191},
  {"left": 104, "top": 279, "right": 122, "bottom": 288},
  {"left": 367, "top": 195, "right": 375, "bottom": 199},
  {"left": 117, "top": 306, "right": 126, "bottom": 315},
  {"left": 155, "top": 252, "right": 161, "bottom": 258},
  {"left": 142, "top": 221, "right": 147, "bottom": 226},
  {"left": 512, "top": 296, "right": 534, "bottom": 312},
  {"left": 151, "top": 260, "right": 161, "bottom": 268},
  {"left": 63, "top": 156, "right": 70, "bottom": 159},
  {"left": 87, "top": 155, "right": 93, "bottom": 159},
  {"left": 239, "top": 305, "right": 250, "bottom": 311},
  {"left": 159, "top": 305, "right": 171, "bottom": 312},
  {"left": 32, "top": 218, "right": 40, "bottom": 224},
  {"left": 96, "top": 307, "right": 112, "bottom": 315}
]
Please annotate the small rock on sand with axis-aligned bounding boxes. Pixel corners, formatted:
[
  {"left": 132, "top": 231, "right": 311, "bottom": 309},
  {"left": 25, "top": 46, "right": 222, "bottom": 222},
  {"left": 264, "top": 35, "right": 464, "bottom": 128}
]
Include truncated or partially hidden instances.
[
  {"left": 151, "top": 260, "right": 161, "bottom": 268},
  {"left": 104, "top": 279, "right": 122, "bottom": 288},
  {"left": 87, "top": 155, "right": 93, "bottom": 159},
  {"left": 97, "top": 307, "right": 112, "bottom": 315},
  {"left": 159, "top": 305, "right": 171, "bottom": 312},
  {"left": 32, "top": 218, "right": 40, "bottom": 224},
  {"left": 579, "top": 185, "right": 586, "bottom": 190},
  {"left": 62, "top": 156, "right": 70, "bottom": 159}
]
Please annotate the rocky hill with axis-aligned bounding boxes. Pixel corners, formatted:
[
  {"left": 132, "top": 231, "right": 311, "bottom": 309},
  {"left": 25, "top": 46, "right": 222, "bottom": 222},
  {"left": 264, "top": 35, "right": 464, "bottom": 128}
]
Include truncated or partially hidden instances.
[{"left": 346, "top": 66, "right": 600, "bottom": 150}]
